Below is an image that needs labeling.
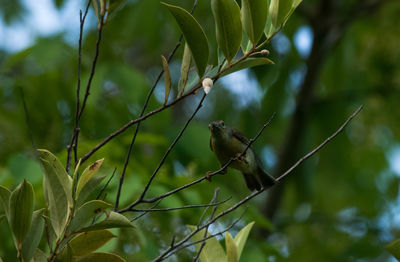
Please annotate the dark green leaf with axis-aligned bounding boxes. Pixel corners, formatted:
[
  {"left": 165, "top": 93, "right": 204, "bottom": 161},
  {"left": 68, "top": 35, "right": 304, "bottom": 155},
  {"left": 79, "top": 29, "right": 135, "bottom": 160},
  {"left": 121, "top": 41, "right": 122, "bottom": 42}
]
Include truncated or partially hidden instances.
[
  {"left": 179, "top": 43, "right": 192, "bottom": 96},
  {"left": 222, "top": 57, "right": 274, "bottom": 76},
  {"left": 161, "top": 2, "right": 209, "bottom": 77},
  {"left": 76, "top": 252, "right": 126, "bottom": 262},
  {"left": 9, "top": 179, "right": 34, "bottom": 246},
  {"left": 241, "top": 0, "right": 269, "bottom": 45},
  {"left": 0, "top": 185, "right": 11, "bottom": 219},
  {"left": 69, "top": 230, "right": 116, "bottom": 257},
  {"left": 69, "top": 200, "right": 112, "bottom": 233},
  {"left": 21, "top": 209, "right": 45, "bottom": 262},
  {"left": 77, "top": 211, "right": 133, "bottom": 232},
  {"left": 161, "top": 55, "right": 171, "bottom": 105},
  {"left": 76, "top": 159, "right": 104, "bottom": 199},
  {"left": 38, "top": 149, "right": 72, "bottom": 237},
  {"left": 211, "top": 0, "right": 242, "bottom": 62}
]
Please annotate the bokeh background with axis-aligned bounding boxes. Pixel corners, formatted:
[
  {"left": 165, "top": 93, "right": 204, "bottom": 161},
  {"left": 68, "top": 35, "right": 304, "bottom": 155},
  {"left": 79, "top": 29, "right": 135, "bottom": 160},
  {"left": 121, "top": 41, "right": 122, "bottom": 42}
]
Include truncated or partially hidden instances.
[{"left": 1, "top": 0, "right": 400, "bottom": 261}]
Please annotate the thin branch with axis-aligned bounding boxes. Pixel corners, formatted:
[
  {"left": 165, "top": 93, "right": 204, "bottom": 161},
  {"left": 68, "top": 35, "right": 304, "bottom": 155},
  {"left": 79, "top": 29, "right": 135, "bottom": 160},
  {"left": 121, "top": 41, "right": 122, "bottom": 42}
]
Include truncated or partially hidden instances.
[
  {"left": 66, "top": 0, "right": 92, "bottom": 173},
  {"left": 193, "top": 189, "right": 220, "bottom": 262},
  {"left": 124, "top": 197, "right": 230, "bottom": 213},
  {"left": 18, "top": 86, "right": 38, "bottom": 153},
  {"left": 276, "top": 105, "right": 363, "bottom": 182},
  {"left": 118, "top": 93, "right": 207, "bottom": 212},
  {"left": 96, "top": 168, "right": 116, "bottom": 200},
  {"left": 130, "top": 200, "right": 162, "bottom": 222}
]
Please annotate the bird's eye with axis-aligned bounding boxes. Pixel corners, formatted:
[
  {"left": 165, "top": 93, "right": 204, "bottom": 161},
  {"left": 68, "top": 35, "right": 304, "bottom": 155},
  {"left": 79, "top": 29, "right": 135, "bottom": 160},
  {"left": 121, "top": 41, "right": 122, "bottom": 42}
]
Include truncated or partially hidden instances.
[{"left": 221, "top": 122, "right": 225, "bottom": 128}]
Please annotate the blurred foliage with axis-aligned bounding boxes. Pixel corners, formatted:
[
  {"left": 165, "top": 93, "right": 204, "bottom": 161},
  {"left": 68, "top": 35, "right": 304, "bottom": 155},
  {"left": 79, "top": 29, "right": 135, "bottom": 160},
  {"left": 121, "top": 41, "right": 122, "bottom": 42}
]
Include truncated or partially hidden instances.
[{"left": 0, "top": 0, "right": 400, "bottom": 261}]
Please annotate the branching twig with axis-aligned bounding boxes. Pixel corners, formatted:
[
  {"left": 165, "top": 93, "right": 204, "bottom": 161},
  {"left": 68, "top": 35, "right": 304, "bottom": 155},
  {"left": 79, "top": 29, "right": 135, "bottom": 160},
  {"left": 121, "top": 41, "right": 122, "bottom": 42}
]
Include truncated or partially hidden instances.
[
  {"left": 96, "top": 168, "right": 116, "bottom": 200},
  {"left": 118, "top": 93, "right": 207, "bottom": 212},
  {"left": 66, "top": 0, "right": 99, "bottom": 173}
]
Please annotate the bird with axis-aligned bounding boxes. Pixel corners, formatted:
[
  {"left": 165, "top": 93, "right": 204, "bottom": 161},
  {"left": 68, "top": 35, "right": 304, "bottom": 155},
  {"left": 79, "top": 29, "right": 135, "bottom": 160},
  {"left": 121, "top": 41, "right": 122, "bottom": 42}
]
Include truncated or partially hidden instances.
[{"left": 208, "top": 120, "right": 276, "bottom": 191}]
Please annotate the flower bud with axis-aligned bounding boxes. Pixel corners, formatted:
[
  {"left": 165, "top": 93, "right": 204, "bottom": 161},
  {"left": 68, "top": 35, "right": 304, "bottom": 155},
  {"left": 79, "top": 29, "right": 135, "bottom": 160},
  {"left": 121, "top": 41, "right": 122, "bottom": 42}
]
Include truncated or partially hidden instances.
[{"left": 202, "top": 78, "right": 213, "bottom": 94}]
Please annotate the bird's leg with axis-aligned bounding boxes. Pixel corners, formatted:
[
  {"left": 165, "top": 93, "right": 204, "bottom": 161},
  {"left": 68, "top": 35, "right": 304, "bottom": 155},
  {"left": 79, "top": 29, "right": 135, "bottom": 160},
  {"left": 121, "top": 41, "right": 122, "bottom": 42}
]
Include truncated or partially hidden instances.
[
  {"left": 235, "top": 153, "right": 249, "bottom": 164},
  {"left": 205, "top": 166, "right": 227, "bottom": 182}
]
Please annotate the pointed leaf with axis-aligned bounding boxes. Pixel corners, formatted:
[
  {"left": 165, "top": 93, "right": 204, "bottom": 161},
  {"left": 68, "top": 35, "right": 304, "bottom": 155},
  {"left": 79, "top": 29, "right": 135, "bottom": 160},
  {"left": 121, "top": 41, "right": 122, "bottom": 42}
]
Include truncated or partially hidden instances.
[
  {"left": 69, "top": 200, "right": 112, "bottom": 233},
  {"left": 211, "top": 0, "right": 242, "bottom": 62},
  {"left": 76, "top": 252, "right": 126, "bottom": 262},
  {"left": 76, "top": 175, "right": 106, "bottom": 207},
  {"left": 0, "top": 185, "right": 11, "bottom": 219},
  {"left": 386, "top": 238, "right": 400, "bottom": 260},
  {"left": 187, "top": 225, "right": 227, "bottom": 262},
  {"left": 225, "top": 232, "right": 238, "bottom": 262},
  {"left": 38, "top": 149, "right": 72, "bottom": 237},
  {"left": 76, "top": 158, "right": 104, "bottom": 199},
  {"left": 161, "top": 55, "right": 171, "bottom": 105},
  {"left": 69, "top": 230, "right": 116, "bottom": 257},
  {"left": 161, "top": 2, "right": 209, "bottom": 77},
  {"left": 179, "top": 43, "right": 192, "bottom": 96},
  {"left": 234, "top": 221, "right": 255, "bottom": 259},
  {"left": 241, "top": 0, "right": 269, "bottom": 45},
  {"left": 241, "top": 33, "right": 252, "bottom": 54},
  {"left": 222, "top": 57, "right": 274, "bottom": 76},
  {"left": 78, "top": 211, "right": 133, "bottom": 232},
  {"left": 264, "top": 0, "right": 278, "bottom": 38},
  {"left": 9, "top": 179, "right": 34, "bottom": 246},
  {"left": 21, "top": 209, "right": 45, "bottom": 262}
]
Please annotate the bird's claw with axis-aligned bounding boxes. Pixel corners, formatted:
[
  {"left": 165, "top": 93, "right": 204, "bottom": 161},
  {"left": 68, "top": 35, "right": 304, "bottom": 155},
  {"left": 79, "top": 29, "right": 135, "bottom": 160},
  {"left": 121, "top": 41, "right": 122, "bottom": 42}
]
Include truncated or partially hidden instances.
[{"left": 205, "top": 171, "right": 213, "bottom": 182}]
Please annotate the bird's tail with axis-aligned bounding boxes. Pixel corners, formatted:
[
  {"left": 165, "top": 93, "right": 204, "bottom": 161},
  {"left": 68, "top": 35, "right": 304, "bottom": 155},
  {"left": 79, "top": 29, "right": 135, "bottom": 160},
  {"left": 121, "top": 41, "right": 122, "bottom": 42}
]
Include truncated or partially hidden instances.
[
  {"left": 242, "top": 167, "right": 276, "bottom": 191},
  {"left": 257, "top": 166, "right": 276, "bottom": 189}
]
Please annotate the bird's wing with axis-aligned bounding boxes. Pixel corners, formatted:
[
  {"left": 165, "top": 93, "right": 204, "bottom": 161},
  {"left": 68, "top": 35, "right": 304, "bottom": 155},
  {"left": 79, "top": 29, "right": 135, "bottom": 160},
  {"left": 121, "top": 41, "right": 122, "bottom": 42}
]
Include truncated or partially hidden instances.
[
  {"left": 209, "top": 136, "right": 214, "bottom": 152},
  {"left": 232, "top": 128, "right": 250, "bottom": 145}
]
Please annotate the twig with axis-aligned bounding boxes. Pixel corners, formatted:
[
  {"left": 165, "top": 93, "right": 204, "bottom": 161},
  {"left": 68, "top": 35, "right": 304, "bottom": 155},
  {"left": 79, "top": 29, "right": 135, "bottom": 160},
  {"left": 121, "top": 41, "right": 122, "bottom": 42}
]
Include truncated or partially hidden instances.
[
  {"left": 193, "top": 189, "right": 220, "bottom": 262},
  {"left": 66, "top": 0, "right": 92, "bottom": 173},
  {"left": 130, "top": 200, "right": 162, "bottom": 222},
  {"left": 123, "top": 197, "right": 230, "bottom": 213},
  {"left": 96, "top": 168, "right": 116, "bottom": 200},
  {"left": 276, "top": 105, "right": 363, "bottom": 182},
  {"left": 118, "top": 93, "right": 207, "bottom": 212},
  {"left": 18, "top": 86, "right": 38, "bottom": 153}
]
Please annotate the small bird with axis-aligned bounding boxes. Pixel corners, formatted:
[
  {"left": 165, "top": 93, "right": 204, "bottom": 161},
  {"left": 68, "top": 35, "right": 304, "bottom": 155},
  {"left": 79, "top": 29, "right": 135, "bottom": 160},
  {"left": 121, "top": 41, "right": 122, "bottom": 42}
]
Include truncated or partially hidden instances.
[{"left": 208, "top": 120, "right": 276, "bottom": 191}]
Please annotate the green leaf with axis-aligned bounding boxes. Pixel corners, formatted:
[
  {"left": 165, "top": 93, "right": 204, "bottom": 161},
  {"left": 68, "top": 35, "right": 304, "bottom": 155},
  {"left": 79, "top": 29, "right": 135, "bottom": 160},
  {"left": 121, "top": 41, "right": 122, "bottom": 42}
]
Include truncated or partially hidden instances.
[
  {"left": 76, "top": 175, "right": 106, "bottom": 207},
  {"left": 21, "top": 209, "right": 45, "bottom": 262},
  {"left": 222, "top": 57, "right": 274, "bottom": 76},
  {"left": 76, "top": 158, "right": 104, "bottom": 199},
  {"left": 241, "top": 0, "right": 269, "bottom": 45},
  {"left": 241, "top": 33, "right": 252, "bottom": 54},
  {"left": 225, "top": 232, "right": 238, "bottom": 262},
  {"left": 33, "top": 249, "right": 47, "bottom": 262},
  {"left": 211, "top": 0, "right": 242, "bottom": 62},
  {"left": 264, "top": 0, "right": 278, "bottom": 38},
  {"left": 78, "top": 211, "right": 133, "bottom": 232},
  {"left": 76, "top": 252, "right": 126, "bottom": 262},
  {"left": 187, "top": 225, "right": 227, "bottom": 262},
  {"left": 9, "top": 179, "right": 34, "bottom": 246},
  {"left": 161, "top": 55, "right": 171, "bottom": 105},
  {"left": 280, "top": 0, "right": 302, "bottom": 27},
  {"left": 161, "top": 2, "right": 209, "bottom": 77},
  {"left": 69, "top": 200, "right": 112, "bottom": 233},
  {"left": 179, "top": 42, "right": 192, "bottom": 97},
  {"left": 234, "top": 221, "right": 255, "bottom": 259},
  {"left": 0, "top": 185, "right": 11, "bottom": 219},
  {"left": 38, "top": 149, "right": 72, "bottom": 237},
  {"left": 69, "top": 230, "right": 116, "bottom": 257},
  {"left": 386, "top": 238, "right": 400, "bottom": 260}
]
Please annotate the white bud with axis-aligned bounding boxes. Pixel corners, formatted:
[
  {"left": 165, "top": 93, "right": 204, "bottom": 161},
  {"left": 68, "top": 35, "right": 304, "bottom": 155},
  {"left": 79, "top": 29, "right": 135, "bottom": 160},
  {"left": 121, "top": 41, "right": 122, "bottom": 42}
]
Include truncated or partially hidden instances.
[{"left": 202, "top": 78, "right": 213, "bottom": 94}]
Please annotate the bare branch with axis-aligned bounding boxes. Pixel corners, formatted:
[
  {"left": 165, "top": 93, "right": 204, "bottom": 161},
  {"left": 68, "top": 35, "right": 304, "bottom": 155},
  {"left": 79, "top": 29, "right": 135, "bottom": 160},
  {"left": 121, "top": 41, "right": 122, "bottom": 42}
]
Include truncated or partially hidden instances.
[
  {"left": 276, "top": 105, "right": 363, "bottom": 182},
  {"left": 118, "top": 93, "right": 207, "bottom": 212}
]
